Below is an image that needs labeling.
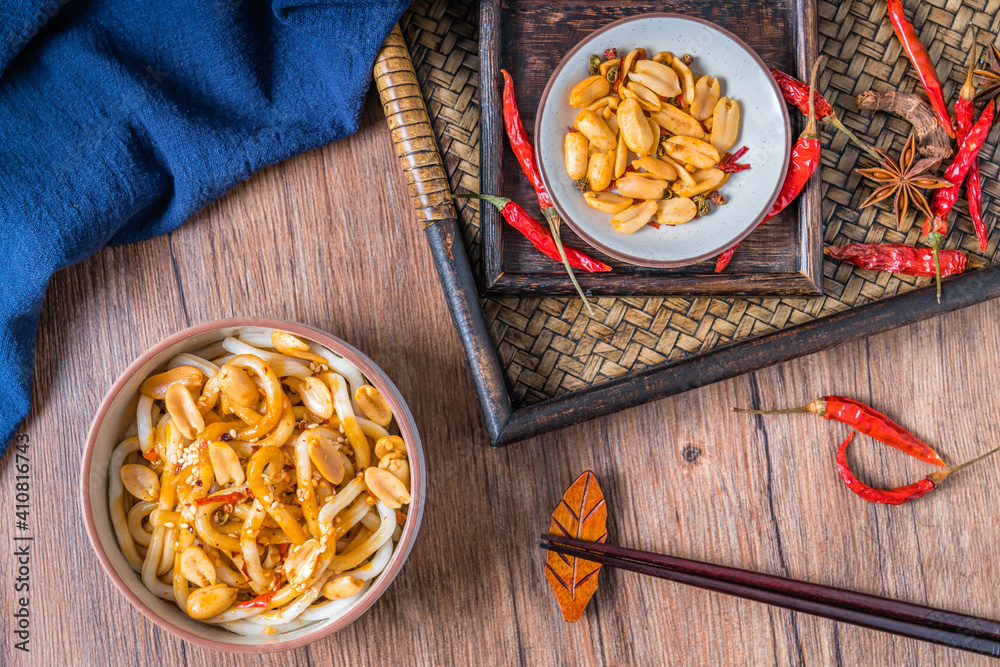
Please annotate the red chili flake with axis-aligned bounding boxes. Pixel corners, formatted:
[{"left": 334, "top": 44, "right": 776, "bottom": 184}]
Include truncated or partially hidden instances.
[
  {"left": 648, "top": 221, "right": 662, "bottom": 229},
  {"left": 173, "top": 463, "right": 183, "bottom": 475},
  {"left": 567, "top": 126, "right": 578, "bottom": 133},
  {"left": 141, "top": 451, "right": 159, "bottom": 463},
  {"left": 278, "top": 543, "right": 290, "bottom": 559},
  {"left": 603, "top": 48, "right": 618, "bottom": 60}
]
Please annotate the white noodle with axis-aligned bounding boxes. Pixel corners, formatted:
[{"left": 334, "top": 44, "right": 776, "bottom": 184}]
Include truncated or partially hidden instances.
[{"left": 167, "top": 352, "right": 220, "bottom": 377}]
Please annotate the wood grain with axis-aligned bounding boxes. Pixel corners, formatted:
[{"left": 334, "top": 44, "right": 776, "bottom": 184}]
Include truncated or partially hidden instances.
[
  {"left": 5, "top": 38, "right": 1000, "bottom": 667},
  {"left": 479, "top": 0, "right": 824, "bottom": 296}
]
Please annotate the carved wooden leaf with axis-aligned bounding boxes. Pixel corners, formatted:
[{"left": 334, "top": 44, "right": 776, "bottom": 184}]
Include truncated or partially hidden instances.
[{"left": 544, "top": 470, "right": 608, "bottom": 622}]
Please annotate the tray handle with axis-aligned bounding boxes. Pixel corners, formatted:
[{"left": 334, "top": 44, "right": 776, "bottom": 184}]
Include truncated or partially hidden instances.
[{"left": 373, "top": 26, "right": 458, "bottom": 229}]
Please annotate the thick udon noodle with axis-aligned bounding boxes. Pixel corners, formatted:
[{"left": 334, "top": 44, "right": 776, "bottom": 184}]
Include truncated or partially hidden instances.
[{"left": 109, "top": 329, "right": 412, "bottom": 636}]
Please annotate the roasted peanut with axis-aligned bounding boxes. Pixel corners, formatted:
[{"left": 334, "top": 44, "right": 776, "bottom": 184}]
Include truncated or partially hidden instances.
[
  {"left": 271, "top": 331, "right": 326, "bottom": 364},
  {"left": 619, "top": 47, "right": 646, "bottom": 81},
  {"left": 209, "top": 441, "right": 245, "bottom": 486},
  {"left": 615, "top": 174, "right": 668, "bottom": 200},
  {"left": 586, "top": 151, "right": 614, "bottom": 192},
  {"left": 617, "top": 99, "right": 654, "bottom": 155},
  {"left": 570, "top": 75, "right": 611, "bottom": 108},
  {"left": 646, "top": 115, "right": 661, "bottom": 155},
  {"left": 180, "top": 547, "right": 217, "bottom": 588},
  {"left": 625, "top": 81, "right": 661, "bottom": 112},
  {"left": 690, "top": 76, "right": 721, "bottom": 121},
  {"left": 379, "top": 452, "right": 411, "bottom": 490},
  {"left": 308, "top": 433, "right": 345, "bottom": 484},
  {"left": 584, "top": 95, "right": 613, "bottom": 112},
  {"left": 139, "top": 366, "right": 202, "bottom": 400},
  {"left": 604, "top": 113, "right": 619, "bottom": 136},
  {"left": 583, "top": 191, "right": 633, "bottom": 214},
  {"left": 672, "top": 168, "right": 728, "bottom": 198},
  {"left": 658, "top": 154, "right": 695, "bottom": 187},
  {"left": 649, "top": 105, "right": 705, "bottom": 139},
  {"left": 165, "top": 383, "right": 205, "bottom": 440},
  {"left": 710, "top": 97, "right": 740, "bottom": 152},
  {"left": 662, "top": 135, "right": 720, "bottom": 169},
  {"left": 611, "top": 200, "right": 658, "bottom": 234},
  {"left": 600, "top": 106, "right": 613, "bottom": 121},
  {"left": 655, "top": 197, "right": 698, "bottom": 225},
  {"left": 631, "top": 156, "right": 678, "bottom": 181},
  {"left": 322, "top": 575, "right": 364, "bottom": 600},
  {"left": 298, "top": 377, "right": 333, "bottom": 420},
  {"left": 573, "top": 109, "right": 616, "bottom": 152},
  {"left": 375, "top": 435, "right": 406, "bottom": 459},
  {"left": 668, "top": 55, "right": 696, "bottom": 106},
  {"left": 629, "top": 60, "right": 681, "bottom": 98},
  {"left": 283, "top": 539, "right": 322, "bottom": 587},
  {"left": 365, "top": 467, "right": 411, "bottom": 509},
  {"left": 355, "top": 385, "right": 393, "bottom": 427},
  {"left": 614, "top": 132, "right": 629, "bottom": 178},
  {"left": 218, "top": 364, "right": 258, "bottom": 407},
  {"left": 652, "top": 51, "right": 672, "bottom": 64},
  {"left": 186, "top": 583, "right": 238, "bottom": 619},
  {"left": 121, "top": 464, "right": 160, "bottom": 501}
]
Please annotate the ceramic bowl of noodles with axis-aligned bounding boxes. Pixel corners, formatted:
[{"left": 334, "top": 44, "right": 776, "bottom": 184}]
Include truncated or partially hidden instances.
[{"left": 80, "top": 318, "right": 425, "bottom": 651}]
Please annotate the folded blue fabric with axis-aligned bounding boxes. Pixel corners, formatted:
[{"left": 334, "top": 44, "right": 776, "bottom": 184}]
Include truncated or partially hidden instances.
[{"left": 0, "top": 0, "right": 412, "bottom": 454}]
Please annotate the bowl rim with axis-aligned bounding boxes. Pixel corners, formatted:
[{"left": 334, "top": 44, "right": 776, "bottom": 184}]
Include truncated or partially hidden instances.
[
  {"left": 533, "top": 11, "right": 793, "bottom": 268},
  {"left": 79, "top": 317, "right": 425, "bottom": 653}
]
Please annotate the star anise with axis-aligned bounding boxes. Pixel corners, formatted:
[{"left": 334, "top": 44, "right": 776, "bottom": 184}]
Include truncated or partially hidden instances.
[
  {"left": 855, "top": 134, "right": 951, "bottom": 230},
  {"left": 973, "top": 37, "right": 1000, "bottom": 102}
]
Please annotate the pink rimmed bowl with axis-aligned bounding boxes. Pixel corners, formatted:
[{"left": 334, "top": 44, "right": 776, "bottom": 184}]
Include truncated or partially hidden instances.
[{"left": 80, "top": 318, "right": 425, "bottom": 652}]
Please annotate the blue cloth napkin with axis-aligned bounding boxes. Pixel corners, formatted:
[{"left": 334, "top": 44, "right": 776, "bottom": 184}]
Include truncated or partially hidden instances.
[{"left": 0, "top": 0, "right": 412, "bottom": 454}]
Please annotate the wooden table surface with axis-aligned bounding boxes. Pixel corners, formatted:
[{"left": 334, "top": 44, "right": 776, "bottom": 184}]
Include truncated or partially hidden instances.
[{"left": 5, "top": 91, "right": 1000, "bottom": 666}]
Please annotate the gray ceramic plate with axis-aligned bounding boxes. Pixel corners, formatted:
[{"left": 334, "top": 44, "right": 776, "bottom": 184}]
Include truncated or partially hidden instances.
[{"left": 534, "top": 13, "right": 792, "bottom": 268}]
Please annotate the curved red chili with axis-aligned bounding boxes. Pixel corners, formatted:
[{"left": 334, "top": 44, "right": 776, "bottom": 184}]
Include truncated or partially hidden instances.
[
  {"left": 886, "top": 0, "right": 954, "bottom": 138},
  {"left": 921, "top": 99, "right": 994, "bottom": 298},
  {"left": 454, "top": 193, "right": 611, "bottom": 273},
  {"left": 837, "top": 433, "right": 1000, "bottom": 506},
  {"left": 501, "top": 69, "right": 551, "bottom": 211},
  {"left": 736, "top": 395, "right": 946, "bottom": 467},
  {"left": 955, "top": 33, "right": 987, "bottom": 251},
  {"left": 500, "top": 69, "right": 593, "bottom": 310},
  {"left": 836, "top": 432, "right": 937, "bottom": 505},
  {"left": 769, "top": 68, "right": 880, "bottom": 162},
  {"left": 715, "top": 60, "right": 823, "bottom": 273},
  {"left": 715, "top": 56, "right": 823, "bottom": 273},
  {"left": 824, "top": 243, "right": 976, "bottom": 277}
]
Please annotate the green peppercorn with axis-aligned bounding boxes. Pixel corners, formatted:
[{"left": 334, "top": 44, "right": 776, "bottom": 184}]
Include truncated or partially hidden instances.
[
  {"left": 588, "top": 55, "right": 601, "bottom": 76},
  {"left": 692, "top": 194, "right": 711, "bottom": 217}
]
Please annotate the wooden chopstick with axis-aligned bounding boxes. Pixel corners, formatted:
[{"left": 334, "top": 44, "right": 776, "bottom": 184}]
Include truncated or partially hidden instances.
[{"left": 541, "top": 534, "right": 1000, "bottom": 658}]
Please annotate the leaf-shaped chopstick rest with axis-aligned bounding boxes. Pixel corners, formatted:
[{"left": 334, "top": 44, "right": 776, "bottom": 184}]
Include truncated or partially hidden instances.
[{"left": 544, "top": 470, "right": 608, "bottom": 621}]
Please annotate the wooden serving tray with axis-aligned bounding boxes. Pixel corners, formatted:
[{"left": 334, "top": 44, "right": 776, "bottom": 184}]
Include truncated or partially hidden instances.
[{"left": 480, "top": 0, "right": 823, "bottom": 296}]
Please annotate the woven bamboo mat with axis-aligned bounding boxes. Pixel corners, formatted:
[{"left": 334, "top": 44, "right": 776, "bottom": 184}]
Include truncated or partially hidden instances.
[{"left": 399, "top": 0, "right": 1000, "bottom": 405}]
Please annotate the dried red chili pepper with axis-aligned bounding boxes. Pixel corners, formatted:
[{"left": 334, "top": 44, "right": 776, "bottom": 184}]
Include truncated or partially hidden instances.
[
  {"left": 717, "top": 146, "right": 750, "bottom": 173},
  {"left": 735, "top": 395, "right": 946, "bottom": 467},
  {"left": 824, "top": 243, "right": 980, "bottom": 277},
  {"left": 454, "top": 193, "right": 611, "bottom": 273},
  {"left": 770, "top": 68, "right": 880, "bottom": 162},
  {"left": 236, "top": 590, "right": 277, "bottom": 609},
  {"left": 955, "top": 29, "right": 987, "bottom": 251},
  {"left": 837, "top": 432, "right": 1000, "bottom": 505},
  {"left": 195, "top": 490, "right": 247, "bottom": 507},
  {"left": 715, "top": 60, "right": 823, "bottom": 273},
  {"left": 922, "top": 99, "right": 995, "bottom": 299},
  {"left": 500, "top": 69, "right": 594, "bottom": 311},
  {"left": 885, "top": 0, "right": 954, "bottom": 138}
]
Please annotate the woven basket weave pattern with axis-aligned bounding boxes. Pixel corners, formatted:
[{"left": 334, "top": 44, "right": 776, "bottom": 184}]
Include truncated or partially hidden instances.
[{"left": 401, "top": 0, "right": 999, "bottom": 406}]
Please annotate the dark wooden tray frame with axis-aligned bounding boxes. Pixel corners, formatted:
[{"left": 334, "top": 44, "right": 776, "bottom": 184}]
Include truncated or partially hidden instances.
[
  {"left": 479, "top": 0, "right": 824, "bottom": 297},
  {"left": 376, "top": 13, "right": 1000, "bottom": 447}
]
